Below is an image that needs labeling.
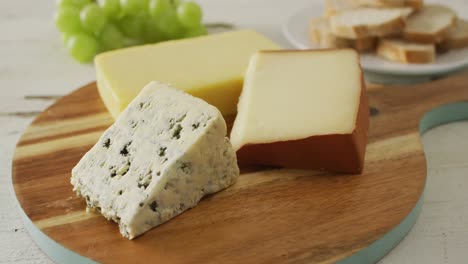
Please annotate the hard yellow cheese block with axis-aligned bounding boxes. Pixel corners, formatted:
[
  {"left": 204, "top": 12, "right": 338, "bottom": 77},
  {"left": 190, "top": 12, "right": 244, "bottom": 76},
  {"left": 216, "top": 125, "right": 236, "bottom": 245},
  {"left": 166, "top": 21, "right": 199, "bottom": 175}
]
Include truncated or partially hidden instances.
[
  {"left": 230, "top": 49, "right": 369, "bottom": 173},
  {"left": 95, "top": 30, "right": 280, "bottom": 118}
]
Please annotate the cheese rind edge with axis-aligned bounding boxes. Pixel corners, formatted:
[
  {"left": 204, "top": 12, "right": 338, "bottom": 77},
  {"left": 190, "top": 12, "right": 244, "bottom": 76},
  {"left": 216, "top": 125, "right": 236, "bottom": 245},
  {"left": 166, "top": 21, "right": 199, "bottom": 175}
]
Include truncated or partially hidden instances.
[{"left": 230, "top": 49, "right": 369, "bottom": 173}]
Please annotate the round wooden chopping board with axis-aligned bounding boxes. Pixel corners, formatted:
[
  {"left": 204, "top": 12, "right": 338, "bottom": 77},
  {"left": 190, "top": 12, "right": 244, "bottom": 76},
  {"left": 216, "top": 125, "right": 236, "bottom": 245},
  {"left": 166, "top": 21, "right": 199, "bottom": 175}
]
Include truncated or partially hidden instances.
[{"left": 12, "top": 74, "right": 468, "bottom": 263}]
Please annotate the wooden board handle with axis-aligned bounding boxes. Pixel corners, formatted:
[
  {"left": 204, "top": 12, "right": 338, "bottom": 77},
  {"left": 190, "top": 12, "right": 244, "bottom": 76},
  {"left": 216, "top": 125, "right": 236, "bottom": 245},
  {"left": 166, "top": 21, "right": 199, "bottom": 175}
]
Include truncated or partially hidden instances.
[
  {"left": 368, "top": 72, "right": 468, "bottom": 141},
  {"left": 380, "top": 72, "right": 468, "bottom": 111}
]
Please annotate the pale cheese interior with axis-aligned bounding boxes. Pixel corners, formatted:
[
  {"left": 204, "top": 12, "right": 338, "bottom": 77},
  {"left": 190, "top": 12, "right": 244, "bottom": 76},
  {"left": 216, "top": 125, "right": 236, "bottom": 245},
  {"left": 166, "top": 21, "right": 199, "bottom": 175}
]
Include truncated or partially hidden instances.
[
  {"left": 95, "top": 30, "right": 280, "bottom": 118},
  {"left": 230, "top": 49, "right": 363, "bottom": 150}
]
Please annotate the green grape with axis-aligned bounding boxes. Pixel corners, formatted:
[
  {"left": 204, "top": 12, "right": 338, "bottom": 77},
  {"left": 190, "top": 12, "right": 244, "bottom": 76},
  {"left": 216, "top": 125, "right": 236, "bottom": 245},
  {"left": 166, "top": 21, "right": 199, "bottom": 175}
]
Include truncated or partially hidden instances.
[
  {"left": 61, "top": 32, "right": 72, "bottom": 44},
  {"left": 177, "top": 3, "right": 201, "bottom": 29},
  {"left": 54, "top": 7, "right": 82, "bottom": 33},
  {"left": 176, "top": 2, "right": 202, "bottom": 28},
  {"left": 157, "top": 12, "right": 183, "bottom": 38},
  {"left": 184, "top": 25, "right": 207, "bottom": 38},
  {"left": 98, "top": 0, "right": 121, "bottom": 19},
  {"left": 99, "top": 24, "right": 125, "bottom": 50},
  {"left": 118, "top": 14, "right": 146, "bottom": 39},
  {"left": 143, "top": 18, "right": 165, "bottom": 43},
  {"left": 81, "top": 3, "right": 107, "bottom": 35},
  {"left": 66, "top": 33, "right": 99, "bottom": 63},
  {"left": 170, "top": 0, "right": 182, "bottom": 7},
  {"left": 148, "top": 0, "right": 172, "bottom": 18},
  {"left": 120, "top": 0, "right": 148, "bottom": 16},
  {"left": 56, "top": 0, "right": 91, "bottom": 9},
  {"left": 62, "top": 31, "right": 83, "bottom": 44}
]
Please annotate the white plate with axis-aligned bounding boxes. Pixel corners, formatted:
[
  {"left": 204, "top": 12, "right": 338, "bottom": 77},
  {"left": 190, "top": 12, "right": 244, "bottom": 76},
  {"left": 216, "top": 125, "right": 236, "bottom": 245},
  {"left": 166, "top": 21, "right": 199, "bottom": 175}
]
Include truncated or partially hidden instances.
[{"left": 282, "top": 3, "right": 468, "bottom": 76}]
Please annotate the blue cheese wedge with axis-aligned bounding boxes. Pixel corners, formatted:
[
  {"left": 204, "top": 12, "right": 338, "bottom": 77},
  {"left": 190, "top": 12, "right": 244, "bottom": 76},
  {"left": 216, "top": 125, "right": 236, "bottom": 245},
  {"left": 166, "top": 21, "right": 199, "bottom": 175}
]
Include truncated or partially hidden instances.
[{"left": 71, "top": 81, "right": 239, "bottom": 239}]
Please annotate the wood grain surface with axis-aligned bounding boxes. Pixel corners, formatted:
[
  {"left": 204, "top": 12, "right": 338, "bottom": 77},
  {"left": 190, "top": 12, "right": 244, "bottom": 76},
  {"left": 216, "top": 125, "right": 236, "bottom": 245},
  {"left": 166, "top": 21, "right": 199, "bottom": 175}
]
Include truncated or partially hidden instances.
[{"left": 11, "top": 73, "right": 468, "bottom": 263}]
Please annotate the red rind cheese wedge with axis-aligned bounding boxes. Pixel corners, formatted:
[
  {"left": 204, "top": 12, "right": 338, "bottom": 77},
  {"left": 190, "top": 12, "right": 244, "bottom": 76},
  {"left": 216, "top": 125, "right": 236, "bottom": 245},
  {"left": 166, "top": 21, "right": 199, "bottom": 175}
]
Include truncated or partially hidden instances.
[{"left": 230, "top": 49, "right": 369, "bottom": 173}]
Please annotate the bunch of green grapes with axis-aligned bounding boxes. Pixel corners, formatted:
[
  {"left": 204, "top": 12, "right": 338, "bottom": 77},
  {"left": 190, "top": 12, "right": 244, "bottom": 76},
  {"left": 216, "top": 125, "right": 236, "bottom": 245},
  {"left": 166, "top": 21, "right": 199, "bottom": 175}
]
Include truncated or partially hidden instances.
[{"left": 55, "top": 0, "right": 207, "bottom": 63}]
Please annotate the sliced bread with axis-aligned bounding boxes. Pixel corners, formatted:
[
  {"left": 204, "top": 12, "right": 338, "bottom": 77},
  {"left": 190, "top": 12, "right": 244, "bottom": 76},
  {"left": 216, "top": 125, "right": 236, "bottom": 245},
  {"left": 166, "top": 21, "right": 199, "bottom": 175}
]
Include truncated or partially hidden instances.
[
  {"left": 377, "top": 38, "right": 435, "bottom": 63},
  {"left": 438, "top": 19, "right": 468, "bottom": 51},
  {"left": 403, "top": 4, "right": 457, "bottom": 43},
  {"left": 325, "top": 0, "right": 358, "bottom": 17},
  {"left": 325, "top": 0, "right": 421, "bottom": 16},
  {"left": 357, "top": 0, "right": 423, "bottom": 9},
  {"left": 309, "top": 17, "right": 376, "bottom": 52},
  {"left": 330, "top": 7, "right": 413, "bottom": 39}
]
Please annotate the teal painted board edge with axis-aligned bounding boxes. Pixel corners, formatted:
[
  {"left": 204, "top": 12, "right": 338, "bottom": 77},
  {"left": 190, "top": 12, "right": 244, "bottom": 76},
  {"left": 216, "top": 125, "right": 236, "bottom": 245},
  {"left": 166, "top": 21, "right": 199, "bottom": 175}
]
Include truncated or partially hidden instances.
[
  {"left": 419, "top": 102, "right": 468, "bottom": 134},
  {"left": 14, "top": 102, "right": 468, "bottom": 264},
  {"left": 19, "top": 209, "right": 97, "bottom": 264},
  {"left": 337, "top": 192, "right": 424, "bottom": 264}
]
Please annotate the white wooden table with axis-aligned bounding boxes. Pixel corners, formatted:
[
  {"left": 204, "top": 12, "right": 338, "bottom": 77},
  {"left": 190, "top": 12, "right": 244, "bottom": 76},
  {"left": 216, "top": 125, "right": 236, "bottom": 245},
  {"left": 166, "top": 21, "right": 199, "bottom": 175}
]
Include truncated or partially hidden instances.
[{"left": 1, "top": 0, "right": 467, "bottom": 263}]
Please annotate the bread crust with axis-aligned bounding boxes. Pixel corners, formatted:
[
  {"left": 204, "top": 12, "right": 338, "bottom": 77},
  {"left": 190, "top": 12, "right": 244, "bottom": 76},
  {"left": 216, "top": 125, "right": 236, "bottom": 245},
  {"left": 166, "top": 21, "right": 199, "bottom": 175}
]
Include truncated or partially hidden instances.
[
  {"left": 404, "top": 16, "right": 456, "bottom": 43},
  {"left": 332, "top": 17, "right": 406, "bottom": 39},
  {"left": 438, "top": 19, "right": 468, "bottom": 51},
  {"left": 309, "top": 18, "right": 377, "bottom": 52},
  {"left": 403, "top": 5, "right": 457, "bottom": 43},
  {"left": 325, "top": 0, "right": 421, "bottom": 16},
  {"left": 377, "top": 39, "right": 435, "bottom": 63},
  {"left": 438, "top": 36, "right": 468, "bottom": 50},
  {"left": 330, "top": 11, "right": 407, "bottom": 39},
  {"left": 358, "top": 0, "right": 423, "bottom": 9}
]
